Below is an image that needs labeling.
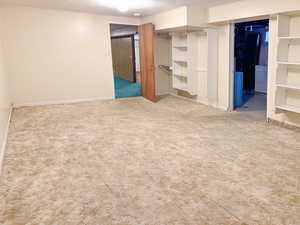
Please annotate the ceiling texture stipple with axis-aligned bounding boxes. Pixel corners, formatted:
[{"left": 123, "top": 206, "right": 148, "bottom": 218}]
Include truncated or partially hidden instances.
[{"left": 0, "top": 0, "right": 241, "bottom": 17}]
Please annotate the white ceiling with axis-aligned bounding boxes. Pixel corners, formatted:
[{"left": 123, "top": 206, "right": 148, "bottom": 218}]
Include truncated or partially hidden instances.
[{"left": 0, "top": 0, "right": 240, "bottom": 17}]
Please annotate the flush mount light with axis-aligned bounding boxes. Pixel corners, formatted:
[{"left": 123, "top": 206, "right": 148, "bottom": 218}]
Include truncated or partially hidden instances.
[
  {"left": 97, "top": 0, "right": 156, "bottom": 13},
  {"left": 117, "top": 5, "right": 129, "bottom": 12},
  {"left": 133, "top": 13, "right": 141, "bottom": 17}
]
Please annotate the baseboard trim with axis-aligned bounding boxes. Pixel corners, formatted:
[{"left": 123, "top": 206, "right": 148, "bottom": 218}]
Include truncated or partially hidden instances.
[
  {"left": 0, "top": 105, "right": 13, "bottom": 174},
  {"left": 267, "top": 118, "right": 300, "bottom": 131},
  {"left": 13, "top": 97, "right": 114, "bottom": 108},
  {"left": 169, "top": 93, "right": 198, "bottom": 103},
  {"left": 169, "top": 93, "right": 228, "bottom": 111}
]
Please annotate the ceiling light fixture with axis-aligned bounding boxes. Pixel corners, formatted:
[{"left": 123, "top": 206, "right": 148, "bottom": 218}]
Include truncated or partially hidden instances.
[
  {"left": 117, "top": 4, "right": 129, "bottom": 12},
  {"left": 133, "top": 13, "right": 141, "bottom": 17},
  {"left": 97, "top": 0, "right": 156, "bottom": 13}
]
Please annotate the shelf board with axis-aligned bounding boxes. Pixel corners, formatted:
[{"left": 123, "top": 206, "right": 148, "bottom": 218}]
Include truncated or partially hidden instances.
[
  {"left": 279, "top": 36, "right": 300, "bottom": 40},
  {"left": 173, "top": 46, "right": 188, "bottom": 50},
  {"left": 276, "top": 105, "right": 300, "bottom": 114},
  {"left": 197, "top": 69, "right": 207, "bottom": 72},
  {"left": 277, "top": 84, "right": 300, "bottom": 90},
  {"left": 173, "top": 73, "right": 187, "bottom": 77},
  {"left": 173, "top": 60, "right": 188, "bottom": 64},
  {"left": 277, "top": 61, "right": 300, "bottom": 66}
]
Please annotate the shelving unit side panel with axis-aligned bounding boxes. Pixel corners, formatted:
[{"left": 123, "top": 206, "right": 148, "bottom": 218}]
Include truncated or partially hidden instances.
[
  {"left": 275, "top": 88, "right": 287, "bottom": 106},
  {"left": 276, "top": 64, "right": 288, "bottom": 84},
  {"left": 287, "top": 67, "right": 300, "bottom": 86},
  {"left": 197, "top": 33, "right": 208, "bottom": 71},
  {"left": 277, "top": 15, "right": 290, "bottom": 37},
  {"left": 277, "top": 40, "right": 289, "bottom": 62},
  {"left": 207, "top": 29, "right": 219, "bottom": 102},
  {"left": 288, "top": 42, "right": 300, "bottom": 63},
  {"left": 197, "top": 71, "right": 207, "bottom": 99},
  {"left": 289, "top": 15, "right": 300, "bottom": 37},
  {"left": 286, "top": 89, "right": 300, "bottom": 108},
  {"left": 187, "top": 32, "right": 201, "bottom": 95}
]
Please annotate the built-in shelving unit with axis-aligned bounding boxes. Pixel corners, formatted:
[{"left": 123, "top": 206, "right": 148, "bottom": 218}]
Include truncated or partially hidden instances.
[
  {"left": 170, "top": 29, "right": 218, "bottom": 98},
  {"left": 275, "top": 14, "right": 300, "bottom": 114}
]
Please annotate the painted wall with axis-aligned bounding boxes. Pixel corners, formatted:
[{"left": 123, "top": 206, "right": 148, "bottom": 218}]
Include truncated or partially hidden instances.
[
  {"left": 0, "top": 7, "right": 140, "bottom": 106},
  {"left": 142, "top": 7, "right": 187, "bottom": 31},
  {"left": 142, "top": 5, "right": 208, "bottom": 31},
  {"left": 0, "top": 26, "right": 11, "bottom": 164},
  {"left": 208, "top": 0, "right": 300, "bottom": 23}
]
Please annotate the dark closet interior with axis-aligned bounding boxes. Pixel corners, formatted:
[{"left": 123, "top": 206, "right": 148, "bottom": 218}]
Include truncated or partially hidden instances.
[{"left": 234, "top": 19, "right": 269, "bottom": 109}]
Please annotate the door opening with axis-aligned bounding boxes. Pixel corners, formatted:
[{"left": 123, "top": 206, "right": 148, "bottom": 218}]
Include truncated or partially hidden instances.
[
  {"left": 110, "top": 24, "right": 142, "bottom": 99},
  {"left": 234, "top": 19, "right": 269, "bottom": 118}
]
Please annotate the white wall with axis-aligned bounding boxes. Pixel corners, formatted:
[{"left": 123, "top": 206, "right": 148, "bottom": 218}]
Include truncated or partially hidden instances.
[
  {"left": 208, "top": 0, "right": 300, "bottom": 23},
  {"left": 0, "top": 7, "right": 141, "bottom": 106},
  {"left": 142, "top": 5, "right": 208, "bottom": 32},
  {"left": 142, "top": 7, "right": 187, "bottom": 31},
  {"left": 0, "top": 24, "right": 11, "bottom": 167}
]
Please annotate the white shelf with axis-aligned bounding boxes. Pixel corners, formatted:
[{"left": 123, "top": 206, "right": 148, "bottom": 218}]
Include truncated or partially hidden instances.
[
  {"left": 277, "top": 84, "right": 300, "bottom": 90},
  {"left": 276, "top": 105, "right": 300, "bottom": 114},
  {"left": 279, "top": 36, "right": 300, "bottom": 40},
  {"left": 173, "top": 60, "right": 188, "bottom": 64},
  {"left": 170, "top": 29, "right": 218, "bottom": 96},
  {"left": 275, "top": 14, "right": 300, "bottom": 116},
  {"left": 173, "top": 46, "right": 188, "bottom": 50},
  {"left": 174, "top": 73, "right": 187, "bottom": 77},
  {"left": 277, "top": 61, "right": 300, "bottom": 66}
]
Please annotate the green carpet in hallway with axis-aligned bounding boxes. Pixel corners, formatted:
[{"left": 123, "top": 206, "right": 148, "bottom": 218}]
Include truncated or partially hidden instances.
[{"left": 114, "top": 77, "right": 142, "bottom": 99}]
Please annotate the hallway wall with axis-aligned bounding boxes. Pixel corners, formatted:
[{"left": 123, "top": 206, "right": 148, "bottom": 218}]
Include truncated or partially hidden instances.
[
  {"left": 0, "top": 7, "right": 140, "bottom": 106},
  {"left": 0, "top": 25, "right": 11, "bottom": 168}
]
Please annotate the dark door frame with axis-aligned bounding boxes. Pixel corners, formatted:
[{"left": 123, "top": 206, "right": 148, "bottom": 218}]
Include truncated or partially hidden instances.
[{"left": 111, "top": 34, "right": 137, "bottom": 83}]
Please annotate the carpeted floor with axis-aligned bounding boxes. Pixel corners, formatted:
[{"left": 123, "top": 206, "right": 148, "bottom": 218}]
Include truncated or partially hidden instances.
[{"left": 1, "top": 95, "right": 300, "bottom": 225}]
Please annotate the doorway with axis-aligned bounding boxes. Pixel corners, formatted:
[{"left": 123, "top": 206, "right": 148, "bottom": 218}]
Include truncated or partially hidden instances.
[
  {"left": 233, "top": 19, "right": 269, "bottom": 118},
  {"left": 110, "top": 24, "right": 142, "bottom": 99}
]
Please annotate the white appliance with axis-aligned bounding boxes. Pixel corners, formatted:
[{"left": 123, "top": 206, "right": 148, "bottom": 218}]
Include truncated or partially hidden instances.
[{"left": 255, "top": 65, "right": 268, "bottom": 93}]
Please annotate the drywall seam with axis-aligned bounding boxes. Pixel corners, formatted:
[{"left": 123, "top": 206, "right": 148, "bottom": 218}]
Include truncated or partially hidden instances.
[
  {"left": 13, "top": 97, "right": 114, "bottom": 108},
  {"left": 0, "top": 104, "right": 12, "bottom": 175}
]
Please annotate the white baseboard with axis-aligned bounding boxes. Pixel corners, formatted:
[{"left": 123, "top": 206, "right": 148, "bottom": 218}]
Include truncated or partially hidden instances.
[
  {"left": 0, "top": 105, "right": 13, "bottom": 174},
  {"left": 169, "top": 93, "right": 228, "bottom": 111},
  {"left": 13, "top": 96, "right": 114, "bottom": 108},
  {"left": 169, "top": 93, "right": 198, "bottom": 103},
  {"left": 157, "top": 92, "right": 171, "bottom": 96}
]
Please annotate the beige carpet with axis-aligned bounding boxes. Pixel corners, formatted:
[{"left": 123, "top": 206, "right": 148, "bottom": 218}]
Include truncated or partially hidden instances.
[{"left": 1, "top": 95, "right": 300, "bottom": 225}]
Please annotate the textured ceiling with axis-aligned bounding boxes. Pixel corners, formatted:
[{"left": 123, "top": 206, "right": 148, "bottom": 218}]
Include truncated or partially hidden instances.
[{"left": 0, "top": 0, "right": 240, "bottom": 17}]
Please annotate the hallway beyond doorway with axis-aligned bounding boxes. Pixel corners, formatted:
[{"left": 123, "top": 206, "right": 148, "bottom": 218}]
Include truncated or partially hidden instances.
[
  {"left": 236, "top": 93, "right": 267, "bottom": 119},
  {"left": 114, "top": 77, "right": 142, "bottom": 99}
]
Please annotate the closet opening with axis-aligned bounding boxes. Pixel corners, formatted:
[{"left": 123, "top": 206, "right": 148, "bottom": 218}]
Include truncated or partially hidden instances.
[
  {"left": 234, "top": 19, "right": 269, "bottom": 118},
  {"left": 110, "top": 24, "right": 142, "bottom": 99}
]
